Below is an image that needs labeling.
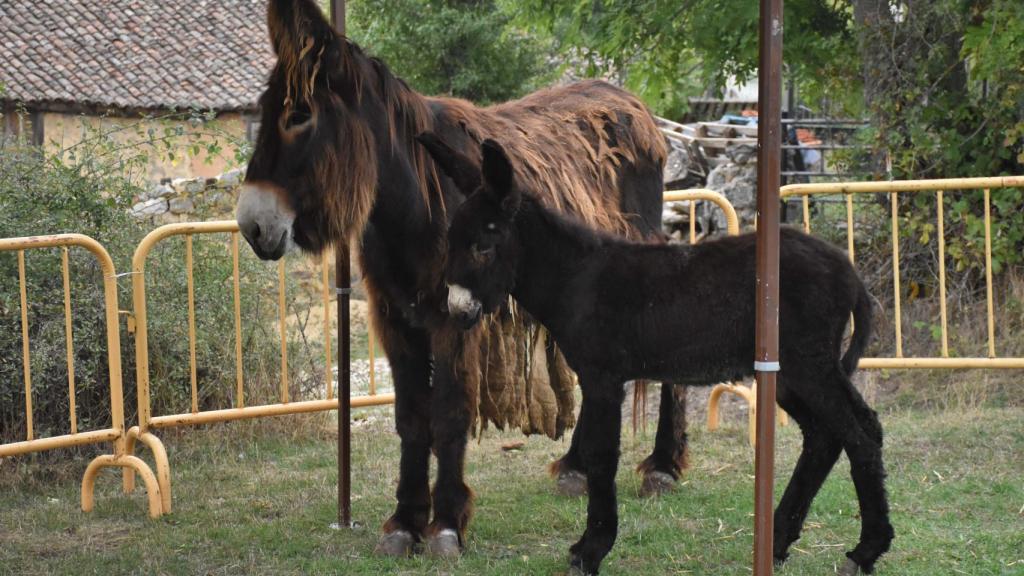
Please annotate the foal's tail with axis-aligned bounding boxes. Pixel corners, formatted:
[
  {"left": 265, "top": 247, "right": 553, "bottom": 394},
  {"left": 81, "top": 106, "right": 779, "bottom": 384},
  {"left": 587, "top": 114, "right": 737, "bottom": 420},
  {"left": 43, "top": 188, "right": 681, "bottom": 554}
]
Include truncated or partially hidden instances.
[{"left": 842, "top": 280, "right": 873, "bottom": 375}]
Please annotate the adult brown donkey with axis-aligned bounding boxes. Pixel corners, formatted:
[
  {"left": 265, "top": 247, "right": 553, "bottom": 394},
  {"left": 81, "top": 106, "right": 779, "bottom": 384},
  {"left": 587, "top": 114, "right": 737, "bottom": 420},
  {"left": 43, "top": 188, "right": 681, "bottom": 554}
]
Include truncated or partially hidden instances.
[{"left": 237, "top": 0, "right": 680, "bottom": 557}]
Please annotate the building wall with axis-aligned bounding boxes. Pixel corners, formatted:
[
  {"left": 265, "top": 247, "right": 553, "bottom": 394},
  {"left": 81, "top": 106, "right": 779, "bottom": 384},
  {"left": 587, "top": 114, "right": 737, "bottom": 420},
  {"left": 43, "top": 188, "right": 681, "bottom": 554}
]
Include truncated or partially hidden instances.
[{"left": 41, "top": 111, "right": 251, "bottom": 181}]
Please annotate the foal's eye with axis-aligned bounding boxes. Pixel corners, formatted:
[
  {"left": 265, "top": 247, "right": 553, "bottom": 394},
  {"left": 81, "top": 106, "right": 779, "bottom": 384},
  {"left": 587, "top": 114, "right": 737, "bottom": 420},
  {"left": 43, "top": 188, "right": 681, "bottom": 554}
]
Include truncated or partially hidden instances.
[{"left": 470, "top": 242, "right": 495, "bottom": 264}]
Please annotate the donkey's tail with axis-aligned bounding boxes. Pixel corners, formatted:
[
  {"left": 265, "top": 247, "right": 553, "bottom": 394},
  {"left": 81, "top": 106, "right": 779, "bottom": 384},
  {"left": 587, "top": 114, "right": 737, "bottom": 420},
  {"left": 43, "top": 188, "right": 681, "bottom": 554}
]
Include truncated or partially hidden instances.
[{"left": 842, "top": 280, "right": 873, "bottom": 375}]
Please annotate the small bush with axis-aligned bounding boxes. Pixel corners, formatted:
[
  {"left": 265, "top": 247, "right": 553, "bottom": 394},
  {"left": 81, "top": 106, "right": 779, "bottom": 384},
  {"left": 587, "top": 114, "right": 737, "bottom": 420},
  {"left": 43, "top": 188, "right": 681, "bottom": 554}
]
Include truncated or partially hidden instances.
[{"left": 0, "top": 138, "right": 324, "bottom": 447}]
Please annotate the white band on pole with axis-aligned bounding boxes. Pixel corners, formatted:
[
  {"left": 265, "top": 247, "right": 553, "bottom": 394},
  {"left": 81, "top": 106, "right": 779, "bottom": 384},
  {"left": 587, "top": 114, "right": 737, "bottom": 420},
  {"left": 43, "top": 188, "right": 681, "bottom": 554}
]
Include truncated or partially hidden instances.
[{"left": 754, "top": 361, "right": 781, "bottom": 372}]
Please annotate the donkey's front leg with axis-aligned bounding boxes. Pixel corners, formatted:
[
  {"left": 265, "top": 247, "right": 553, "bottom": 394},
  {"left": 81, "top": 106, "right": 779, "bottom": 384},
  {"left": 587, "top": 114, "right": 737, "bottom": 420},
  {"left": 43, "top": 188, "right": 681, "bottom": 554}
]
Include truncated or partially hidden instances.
[
  {"left": 569, "top": 377, "right": 625, "bottom": 575},
  {"left": 424, "top": 322, "right": 481, "bottom": 557},
  {"left": 374, "top": 318, "right": 433, "bottom": 557}
]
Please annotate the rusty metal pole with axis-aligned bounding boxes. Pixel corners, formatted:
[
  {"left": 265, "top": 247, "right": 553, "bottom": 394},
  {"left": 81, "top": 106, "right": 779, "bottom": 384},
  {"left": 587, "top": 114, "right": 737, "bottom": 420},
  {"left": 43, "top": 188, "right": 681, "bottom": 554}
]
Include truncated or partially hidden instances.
[
  {"left": 754, "top": 0, "right": 783, "bottom": 573},
  {"left": 329, "top": 0, "right": 352, "bottom": 529}
]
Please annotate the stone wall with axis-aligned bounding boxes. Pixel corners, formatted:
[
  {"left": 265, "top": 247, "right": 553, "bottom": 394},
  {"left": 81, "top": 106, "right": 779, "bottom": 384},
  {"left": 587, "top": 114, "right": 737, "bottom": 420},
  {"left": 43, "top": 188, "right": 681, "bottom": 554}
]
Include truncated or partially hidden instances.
[
  {"left": 706, "top": 144, "right": 758, "bottom": 231},
  {"left": 131, "top": 167, "right": 244, "bottom": 223},
  {"left": 43, "top": 111, "right": 250, "bottom": 182}
]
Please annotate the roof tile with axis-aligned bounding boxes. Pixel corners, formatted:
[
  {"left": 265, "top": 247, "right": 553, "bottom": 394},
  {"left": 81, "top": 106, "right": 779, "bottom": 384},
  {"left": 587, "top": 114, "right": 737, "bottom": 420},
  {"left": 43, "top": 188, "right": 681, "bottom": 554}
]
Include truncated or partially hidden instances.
[{"left": 0, "top": 0, "right": 275, "bottom": 111}]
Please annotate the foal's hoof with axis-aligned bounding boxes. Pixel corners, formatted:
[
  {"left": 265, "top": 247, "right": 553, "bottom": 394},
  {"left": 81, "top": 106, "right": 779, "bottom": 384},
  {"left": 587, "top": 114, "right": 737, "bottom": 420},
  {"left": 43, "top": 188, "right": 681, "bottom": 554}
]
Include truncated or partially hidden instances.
[
  {"left": 640, "top": 471, "right": 676, "bottom": 497},
  {"left": 425, "top": 529, "right": 462, "bottom": 558},
  {"left": 568, "top": 565, "right": 595, "bottom": 576},
  {"left": 838, "top": 558, "right": 862, "bottom": 576},
  {"left": 373, "top": 530, "right": 415, "bottom": 557},
  {"left": 556, "top": 470, "right": 588, "bottom": 497}
]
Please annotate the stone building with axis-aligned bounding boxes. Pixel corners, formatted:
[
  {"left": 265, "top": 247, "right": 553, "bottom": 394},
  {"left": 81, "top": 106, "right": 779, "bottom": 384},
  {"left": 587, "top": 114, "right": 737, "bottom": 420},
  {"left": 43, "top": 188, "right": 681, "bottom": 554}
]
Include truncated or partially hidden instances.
[{"left": 0, "top": 0, "right": 273, "bottom": 181}]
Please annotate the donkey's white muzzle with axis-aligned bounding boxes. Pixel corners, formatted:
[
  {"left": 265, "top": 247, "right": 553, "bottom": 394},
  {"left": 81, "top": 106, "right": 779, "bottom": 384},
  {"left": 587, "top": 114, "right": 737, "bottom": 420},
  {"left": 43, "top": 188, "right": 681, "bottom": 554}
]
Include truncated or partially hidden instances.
[{"left": 236, "top": 183, "right": 296, "bottom": 260}]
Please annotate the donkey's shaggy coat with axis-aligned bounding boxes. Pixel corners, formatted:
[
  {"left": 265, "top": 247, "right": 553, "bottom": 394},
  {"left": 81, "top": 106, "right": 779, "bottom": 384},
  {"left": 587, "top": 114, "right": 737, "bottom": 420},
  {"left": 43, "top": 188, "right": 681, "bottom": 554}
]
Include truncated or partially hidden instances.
[{"left": 422, "top": 135, "right": 893, "bottom": 575}]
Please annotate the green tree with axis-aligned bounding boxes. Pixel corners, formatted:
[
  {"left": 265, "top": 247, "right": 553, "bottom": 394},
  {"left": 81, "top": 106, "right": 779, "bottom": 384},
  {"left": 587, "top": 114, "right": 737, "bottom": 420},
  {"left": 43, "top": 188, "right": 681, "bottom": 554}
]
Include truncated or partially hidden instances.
[
  {"left": 339, "top": 0, "right": 556, "bottom": 103},
  {"left": 510, "top": 0, "right": 856, "bottom": 118},
  {"left": 514, "top": 0, "right": 1024, "bottom": 274}
]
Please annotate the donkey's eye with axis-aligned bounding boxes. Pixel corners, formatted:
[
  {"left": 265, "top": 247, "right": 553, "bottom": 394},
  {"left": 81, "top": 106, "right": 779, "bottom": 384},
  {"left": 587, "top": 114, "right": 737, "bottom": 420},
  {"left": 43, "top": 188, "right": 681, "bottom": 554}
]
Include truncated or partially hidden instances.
[
  {"left": 470, "top": 242, "right": 495, "bottom": 264},
  {"left": 285, "top": 106, "right": 313, "bottom": 130}
]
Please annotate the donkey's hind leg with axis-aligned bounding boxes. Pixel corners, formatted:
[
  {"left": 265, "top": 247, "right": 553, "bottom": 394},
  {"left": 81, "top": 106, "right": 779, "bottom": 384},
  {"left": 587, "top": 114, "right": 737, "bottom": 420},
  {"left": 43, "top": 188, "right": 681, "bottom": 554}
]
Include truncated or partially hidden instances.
[
  {"left": 550, "top": 411, "right": 589, "bottom": 497},
  {"left": 637, "top": 382, "right": 688, "bottom": 496},
  {"left": 772, "top": 395, "right": 843, "bottom": 565}
]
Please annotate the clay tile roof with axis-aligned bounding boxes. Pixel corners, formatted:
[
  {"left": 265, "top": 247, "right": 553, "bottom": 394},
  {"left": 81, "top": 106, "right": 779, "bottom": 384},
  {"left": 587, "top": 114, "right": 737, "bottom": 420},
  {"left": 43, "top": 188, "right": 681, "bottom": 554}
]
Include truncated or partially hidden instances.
[{"left": 0, "top": 0, "right": 275, "bottom": 112}]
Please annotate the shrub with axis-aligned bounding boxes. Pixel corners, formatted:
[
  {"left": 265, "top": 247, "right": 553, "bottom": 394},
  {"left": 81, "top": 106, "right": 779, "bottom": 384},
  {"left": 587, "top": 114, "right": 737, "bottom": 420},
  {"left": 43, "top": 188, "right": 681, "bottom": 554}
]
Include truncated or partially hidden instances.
[{"left": 0, "top": 138, "right": 323, "bottom": 447}]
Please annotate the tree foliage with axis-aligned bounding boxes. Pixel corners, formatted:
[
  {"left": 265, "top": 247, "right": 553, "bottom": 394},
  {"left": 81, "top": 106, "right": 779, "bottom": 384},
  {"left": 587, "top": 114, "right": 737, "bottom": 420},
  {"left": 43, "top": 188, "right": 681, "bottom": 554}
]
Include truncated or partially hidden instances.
[
  {"left": 511, "top": 0, "right": 1024, "bottom": 275},
  {"left": 343, "top": 0, "right": 556, "bottom": 103},
  {"left": 510, "top": 0, "right": 856, "bottom": 117}
]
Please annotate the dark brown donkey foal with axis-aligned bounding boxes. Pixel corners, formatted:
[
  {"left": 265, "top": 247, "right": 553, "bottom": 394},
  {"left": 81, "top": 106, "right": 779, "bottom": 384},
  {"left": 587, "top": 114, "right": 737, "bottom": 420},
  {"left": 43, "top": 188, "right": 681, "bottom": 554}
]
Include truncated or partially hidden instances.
[{"left": 419, "top": 134, "right": 893, "bottom": 576}]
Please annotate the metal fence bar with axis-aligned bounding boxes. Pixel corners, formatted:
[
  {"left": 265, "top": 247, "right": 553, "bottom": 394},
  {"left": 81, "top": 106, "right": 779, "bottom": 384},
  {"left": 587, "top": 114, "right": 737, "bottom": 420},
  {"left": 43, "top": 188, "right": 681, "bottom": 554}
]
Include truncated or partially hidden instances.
[
  {"left": 232, "top": 232, "right": 244, "bottom": 408},
  {"left": 689, "top": 201, "right": 697, "bottom": 243},
  {"left": 186, "top": 235, "right": 199, "bottom": 414},
  {"left": 664, "top": 189, "right": 740, "bottom": 235},
  {"left": 61, "top": 247, "right": 78, "bottom": 434},
  {"left": 983, "top": 189, "right": 996, "bottom": 357},
  {"left": 890, "top": 192, "right": 904, "bottom": 358},
  {"left": 860, "top": 358, "right": 1024, "bottom": 369},
  {"left": 845, "top": 194, "right": 855, "bottom": 263},
  {"left": 278, "top": 259, "right": 289, "bottom": 404},
  {"left": 368, "top": 328, "right": 376, "bottom": 396},
  {"left": 322, "top": 250, "right": 333, "bottom": 400},
  {"left": 802, "top": 196, "right": 811, "bottom": 233},
  {"left": 147, "top": 396, "right": 395, "bottom": 429},
  {"left": 936, "top": 191, "right": 949, "bottom": 357},
  {"left": 18, "top": 250, "right": 33, "bottom": 441}
]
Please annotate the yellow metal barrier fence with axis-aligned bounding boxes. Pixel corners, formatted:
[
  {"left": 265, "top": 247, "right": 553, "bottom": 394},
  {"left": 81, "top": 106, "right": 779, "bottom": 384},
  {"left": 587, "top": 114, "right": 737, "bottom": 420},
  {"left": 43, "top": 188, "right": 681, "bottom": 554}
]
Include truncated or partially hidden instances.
[
  {"left": 0, "top": 234, "right": 163, "bottom": 517},
  {"left": 123, "top": 221, "right": 394, "bottom": 516},
  {"left": 781, "top": 175, "right": 1024, "bottom": 370},
  {"left": 690, "top": 177, "right": 1024, "bottom": 443}
]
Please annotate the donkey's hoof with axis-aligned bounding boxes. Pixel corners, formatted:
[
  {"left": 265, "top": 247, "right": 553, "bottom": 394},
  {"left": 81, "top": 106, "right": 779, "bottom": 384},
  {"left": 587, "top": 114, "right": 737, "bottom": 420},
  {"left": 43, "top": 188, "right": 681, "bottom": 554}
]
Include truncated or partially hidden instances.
[
  {"left": 556, "top": 470, "right": 588, "bottom": 497},
  {"left": 640, "top": 471, "right": 676, "bottom": 497},
  {"left": 374, "top": 530, "right": 415, "bottom": 557},
  {"left": 568, "top": 565, "right": 594, "bottom": 576},
  {"left": 838, "top": 558, "right": 861, "bottom": 576},
  {"left": 425, "top": 529, "right": 461, "bottom": 558}
]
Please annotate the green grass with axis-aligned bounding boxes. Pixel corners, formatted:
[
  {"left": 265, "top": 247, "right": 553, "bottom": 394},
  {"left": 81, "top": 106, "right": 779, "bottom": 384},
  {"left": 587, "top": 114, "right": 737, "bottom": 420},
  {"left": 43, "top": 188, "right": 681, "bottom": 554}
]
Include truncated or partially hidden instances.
[{"left": 1, "top": 406, "right": 1022, "bottom": 575}]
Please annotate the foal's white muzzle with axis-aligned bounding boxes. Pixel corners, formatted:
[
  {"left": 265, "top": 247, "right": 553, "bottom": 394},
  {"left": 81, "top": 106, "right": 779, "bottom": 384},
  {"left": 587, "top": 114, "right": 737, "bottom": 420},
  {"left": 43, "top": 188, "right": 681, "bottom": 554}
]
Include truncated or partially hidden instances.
[
  {"left": 236, "top": 183, "right": 296, "bottom": 261},
  {"left": 447, "top": 283, "right": 483, "bottom": 327}
]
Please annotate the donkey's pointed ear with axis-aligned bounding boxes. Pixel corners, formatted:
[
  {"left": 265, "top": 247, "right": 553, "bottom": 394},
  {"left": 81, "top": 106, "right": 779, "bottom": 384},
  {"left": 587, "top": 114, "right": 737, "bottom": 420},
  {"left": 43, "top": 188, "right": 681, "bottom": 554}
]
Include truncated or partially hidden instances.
[
  {"left": 481, "top": 139, "right": 520, "bottom": 216},
  {"left": 267, "top": 0, "right": 336, "bottom": 59},
  {"left": 415, "top": 132, "right": 482, "bottom": 195}
]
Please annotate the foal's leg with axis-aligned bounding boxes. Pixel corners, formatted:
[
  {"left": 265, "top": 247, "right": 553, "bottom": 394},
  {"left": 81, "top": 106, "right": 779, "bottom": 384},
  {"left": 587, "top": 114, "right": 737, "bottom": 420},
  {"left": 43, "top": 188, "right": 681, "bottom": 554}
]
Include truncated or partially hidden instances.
[
  {"left": 637, "top": 381, "right": 689, "bottom": 496},
  {"left": 569, "top": 378, "right": 625, "bottom": 575},
  {"left": 423, "top": 322, "right": 482, "bottom": 557},
  {"left": 796, "top": 368, "right": 893, "bottom": 575},
  {"left": 839, "top": 379, "right": 893, "bottom": 575},
  {"left": 374, "top": 318, "right": 433, "bottom": 556},
  {"left": 771, "top": 396, "right": 843, "bottom": 565}
]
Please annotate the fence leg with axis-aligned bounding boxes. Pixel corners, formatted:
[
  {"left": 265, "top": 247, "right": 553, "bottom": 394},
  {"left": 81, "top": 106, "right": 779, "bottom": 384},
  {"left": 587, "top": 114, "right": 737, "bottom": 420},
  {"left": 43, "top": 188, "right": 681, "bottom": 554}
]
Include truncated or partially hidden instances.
[
  {"left": 82, "top": 454, "right": 163, "bottom": 519},
  {"left": 123, "top": 426, "right": 172, "bottom": 514}
]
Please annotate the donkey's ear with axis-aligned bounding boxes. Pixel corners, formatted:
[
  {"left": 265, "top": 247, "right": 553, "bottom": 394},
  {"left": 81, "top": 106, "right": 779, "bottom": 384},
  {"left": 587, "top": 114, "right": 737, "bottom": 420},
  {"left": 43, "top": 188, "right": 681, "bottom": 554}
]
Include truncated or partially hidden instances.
[
  {"left": 415, "top": 132, "right": 482, "bottom": 195},
  {"left": 267, "top": 0, "right": 337, "bottom": 61},
  {"left": 481, "top": 139, "right": 520, "bottom": 216}
]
